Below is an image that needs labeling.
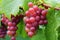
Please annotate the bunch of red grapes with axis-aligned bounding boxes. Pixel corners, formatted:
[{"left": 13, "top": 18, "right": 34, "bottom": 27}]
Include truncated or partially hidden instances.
[
  {"left": 1, "top": 14, "right": 24, "bottom": 40},
  {"left": 24, "top": 2, "right": 48, "bottom": 37},
  {"left": 0, "top": 22, "right": 7, "bottom": 38}
]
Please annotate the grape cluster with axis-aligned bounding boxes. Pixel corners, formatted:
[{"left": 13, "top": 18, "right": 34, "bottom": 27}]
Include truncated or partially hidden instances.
[
  {"left": 0, "top": 22, "right": 7, "bottom": 38},
  {"left": 1, "top": 14, "right": 24, "bottom": 40},
  {"left": 24, "top": 2, "right": 48, "bottom": 37}
]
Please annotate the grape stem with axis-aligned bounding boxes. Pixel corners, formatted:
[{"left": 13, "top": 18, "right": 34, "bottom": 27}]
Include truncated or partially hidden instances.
[{"left": 41, "top": 3, "right": 60, "bottom": 10}]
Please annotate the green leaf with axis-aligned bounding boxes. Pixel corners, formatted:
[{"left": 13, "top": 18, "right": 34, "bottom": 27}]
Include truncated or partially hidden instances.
[
  {"left": 21, "top": 26, "right": 27, "bottom": 38},
  {"left": 23, "top": 0, "right": 34, "bottom": 11},
  {"left": 31, "top": 28, "right": 46, "bottom": 40},
  {"left": 45, "top": 9, "right": 60, "bottom": 40},
  {"left": 17, "top": 20, "right": 27, "bottom": 38},
  {"left": 44, "top": 0, "right": 60, "bottom": 7},
  {"left": 57, "top": 27, "right": 60, "bottom": 40},
  {"left": 1, "top": 0, "right": 24, "bottom": 19},
  {"left": 55, "top": 10, "right": 60, "bottom": 40},
  {"left": 39, "top": 0, "right": 43, "bottom": 3},
  {"left": 16, "top": 35, "right": 30, "bottom": 40},
  {"left": 0, "top": 0, "right": 2, "bottom": 14},
  {"left": 0, "top": 35, "right": 30, "bottom": 40}
]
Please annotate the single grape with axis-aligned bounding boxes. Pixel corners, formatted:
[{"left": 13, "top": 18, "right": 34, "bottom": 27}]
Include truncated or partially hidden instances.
[
  {"left": 35, "top": 16, "right": 40, "bottom": 22},
  {"left": 11, "top": 36, "right": 16, "bottom": 40},
  {"left": 29, "top": 8, "right": 35, "bottom": 14},
  {"left": 28, "top": 2, "right": 33, "bottom": 7},
  {"left": 7, "top": 31, "right": 12, "bottom": 36},
  {"left": 39, "top": 20, "right": 44, "bottom": 25},
  {"left": 39, "top": 8, "right": 43, "bottom": 13},
  {"left": 40, "top": 15, "right": 46, "bottom": 20},
  {"left": 26, "top": 23, "right": 32, "bottom": 28},
  {"left": 28, "top": 31, "right": 34, "bottom": 37},
  {"left": 7, "top": 31, "right": 16, "bottom": 36},
  {"left": 8, "top": 22, "right": 13, "bottom": 26},
  {"left": 43, "top": 20, "right": 48, "bottom": 24},
  {"left": 30, "top": 27, "right": 35, "bottom": 32},
  {"left": 41, "top": 9, "right": 47, "bottom": 16},
  {"left": 25, "top": 27, "right": 30, "bottom": 32},
  {"left": 5, "top": 19, "right": 9, "bottom": 24},
  {"left": 13, "top": 22, "right": 16, "bottom": 26},
  {"left": 36, "top": 10, "right": 40, "bottom": 16},
  {"left": 23, "top": 17, "right": 28, "bottom": 23},
  {"left": 25, "top": 18, "right": 31, "bottom": 23},
  {"left": 31, "top": 12, "right": 37, "bottom": 17},
  {"left": 25, "top": 11, "right": 30, "bottom": 17},
  {"left": 30, "top": 17, "right": 35, "bottom": 23},
  {"left": 1, "top": 18, "right": 5, "bottom": 22},
  {"left": 33, "top": 5, "right": 38, "bottom": 11},
  {"left": 32, "top": 22, "right": 38, "bottom": 27}
]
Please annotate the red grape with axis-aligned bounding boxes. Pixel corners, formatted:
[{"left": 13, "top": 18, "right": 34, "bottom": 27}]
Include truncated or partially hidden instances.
[
  {"left": 40, "top": 15, "right": 46, "bottom": 20},
  {"left": 43, "top": 20, "right": 48, "bottom": 24},
  {"left": 25, "top": 27, "right": 30, "bottom": 32},
  {"left": 29, "top": 8, "right": 35, "bottom": 14},
  {"left": 25, "top": 18, "right": 31, "bottom": 23},
  {"left": 28, "top": 31, "right": 34, "bottom": 37},
  {"left": 30, "top": 27, "right": 35, "bottom": 32},
  {"left": 8, "top": 22, "right": 13, "bottom": 26},
  {"left": 41, "top": 9, "right": 47, "bottom": 16},
  {"left": 39, "top": 20, "right": 44, "bottom": 25},
  {"left": 30, "top": 17, "right": 35, "bottom": 23},
  {"left": 28, "top": 2, "right": 33, "bottom": 7},
  {"left": 33, "top": 5, "right": 38, "bottom": 11},
  {"left": 11, "top": 37, "right": 16, "bottom": 40},
  {"left": 7, "top": 31, "right": 16, "bottom": 36},
  {"left": 26, "top": 23, "right": 32, "bottom": 28},
  {"left": 35, "top": 16, "right": 40, "bottom": 22},
  {"left": 25, "top": 11, "right": 30, "bottom": 17}
]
